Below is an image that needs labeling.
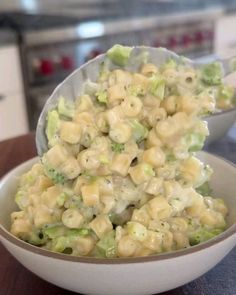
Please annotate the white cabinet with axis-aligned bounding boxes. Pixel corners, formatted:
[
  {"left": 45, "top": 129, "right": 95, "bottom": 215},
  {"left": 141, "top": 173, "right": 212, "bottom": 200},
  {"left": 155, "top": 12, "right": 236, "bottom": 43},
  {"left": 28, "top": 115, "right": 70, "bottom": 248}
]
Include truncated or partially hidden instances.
[
  {"left": 215, "top": 14, "right": 236, "bottom": 57},
  {"left": 0, "top": 44, "right": 28, "bottom": 140},
  {"left": 214, "top": 14, "right": 236, "bottom": 88},
  {"left": 0, "top": 92, "right": 28, "bottom": 140},
  {"left": 0, "top": 45, "right": 23, "bottom": 94}
]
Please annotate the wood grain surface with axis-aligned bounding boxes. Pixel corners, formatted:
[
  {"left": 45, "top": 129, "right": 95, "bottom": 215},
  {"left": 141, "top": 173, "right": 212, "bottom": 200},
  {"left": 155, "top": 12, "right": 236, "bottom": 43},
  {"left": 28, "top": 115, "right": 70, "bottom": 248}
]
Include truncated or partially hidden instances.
[{"left": 0, "top": 133, "right": 235, "bottom": 295}]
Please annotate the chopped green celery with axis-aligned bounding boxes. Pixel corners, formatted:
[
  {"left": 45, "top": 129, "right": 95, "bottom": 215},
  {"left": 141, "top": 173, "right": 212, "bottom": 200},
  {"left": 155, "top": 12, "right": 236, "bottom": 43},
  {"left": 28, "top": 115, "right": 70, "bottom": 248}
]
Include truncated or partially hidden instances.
[
  {"left": 67, "top": 228, "right": 91, "bottom": 237},
  {"left": 46, "top": 110, "right": 60, "bottom": 146},
  {"left": 95, "top": 90, "right": 108, "bottom": 104},
  {"left": 127, "top": 222, "right": 147, "bottom": 241},
  {"left": 15, "top": 190, "right": 28, "bottom": 210},
  {"left": 57, "top": 192, "right": 69, "bottom": 207},
  {"left": 129, "top": 119, "right": 148, "bottom": 143},
  {"left": 197, "top": 88, "right": 215, "bottom": 116},
  {"left": 196, "top": 182, "right": 212, "bottom": 196},
  {"left": 149, "top": 75, "right": 165, "bottom": 100},
  {"left": 143, "top": 163, "right": 155, "bottom": 177},
  {"left": 52, "top": 236, "right": 71, "bottom": 252},
  {"left": 43, "top": 223, "right": 67, "bottom": 239},
  {"left": 111, "top": 142, "right": 124, "bottom": 153},
  {"left": 217, "top": 84, "right": 234, "bottom": 101},
  {"left": 92, "top": 247, "right": 106, "bottom": 258},
  {"left": 51, "top": 228, "right": 92, "bottom": 252},
  {"left": 42, "top": 159, "right": 67, "bottom": 184},
  {"left": 189, "top": 228, "right": 224, "bottom": 246},
  {"left": 184, "top": 133, "right": 205, "bottom": 152},
  {"left": 96, "top": 230, "right": 117, "bottom": 258},
  {"left": 107, "top": 44, "right": 133, "bottom": 66},
  {"left": 58, "top": 96, "right": 75, "bottom": 118},
  {"left": 201, "top": 62, "right": 222, "bottom": 85},
  {"left": 45, "top": 167, "right": 66, "bottom": 184}
]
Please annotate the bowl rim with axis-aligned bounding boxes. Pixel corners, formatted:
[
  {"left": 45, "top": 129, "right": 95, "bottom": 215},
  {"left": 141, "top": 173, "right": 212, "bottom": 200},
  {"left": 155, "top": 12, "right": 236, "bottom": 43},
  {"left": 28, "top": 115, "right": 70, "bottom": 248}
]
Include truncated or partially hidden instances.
[
  {"left": 205, "top": 105, "right": 236, "bottom": 118},
  {"left": 0, "top": 152, "right": 235, "bottom": 265}
]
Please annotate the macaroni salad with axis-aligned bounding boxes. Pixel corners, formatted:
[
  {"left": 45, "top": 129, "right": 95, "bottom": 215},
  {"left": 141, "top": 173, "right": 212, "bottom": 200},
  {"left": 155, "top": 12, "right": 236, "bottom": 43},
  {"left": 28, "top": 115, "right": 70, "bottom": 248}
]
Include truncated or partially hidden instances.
[{"left": 11, "top": 45, "right": 229, "bottom": 258}]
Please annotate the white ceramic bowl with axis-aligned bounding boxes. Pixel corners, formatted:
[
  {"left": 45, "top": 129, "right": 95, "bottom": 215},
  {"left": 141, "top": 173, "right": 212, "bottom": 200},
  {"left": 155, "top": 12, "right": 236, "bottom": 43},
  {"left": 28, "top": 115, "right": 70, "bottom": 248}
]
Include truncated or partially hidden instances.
[
  {"left": 205, "top": 106, "right": 236, "bottom": 145},
  {"left": 0, "top": 152, "right": 236, "bottom": 295}
]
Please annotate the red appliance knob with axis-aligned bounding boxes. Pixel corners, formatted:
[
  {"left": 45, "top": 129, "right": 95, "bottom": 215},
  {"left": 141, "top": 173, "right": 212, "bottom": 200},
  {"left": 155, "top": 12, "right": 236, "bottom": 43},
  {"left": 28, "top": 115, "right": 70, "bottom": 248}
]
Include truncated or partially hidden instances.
[
  {"left": 40, "top": 59, "right": 54, "bottom": 75},
  {"left": 194, "top": 31, "right": 205, "bottom": 44},
  {"left": 61, "top": 56, "right": 74, "bottom": 70}
]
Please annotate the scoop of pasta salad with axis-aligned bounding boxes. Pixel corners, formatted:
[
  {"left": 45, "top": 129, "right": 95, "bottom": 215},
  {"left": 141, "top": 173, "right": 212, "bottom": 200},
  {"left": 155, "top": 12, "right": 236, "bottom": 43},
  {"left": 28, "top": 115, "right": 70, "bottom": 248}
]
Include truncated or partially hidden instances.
[{"left": 11, "top": 45, "right": 229, "bottom": 258}]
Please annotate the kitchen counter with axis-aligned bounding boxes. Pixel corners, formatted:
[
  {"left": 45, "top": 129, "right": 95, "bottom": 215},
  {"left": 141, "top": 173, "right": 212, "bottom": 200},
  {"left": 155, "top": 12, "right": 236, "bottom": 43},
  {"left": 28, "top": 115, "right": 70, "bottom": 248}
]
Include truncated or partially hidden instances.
[{"left": 0, "top": 128, "right": 235, "bottom": 295}]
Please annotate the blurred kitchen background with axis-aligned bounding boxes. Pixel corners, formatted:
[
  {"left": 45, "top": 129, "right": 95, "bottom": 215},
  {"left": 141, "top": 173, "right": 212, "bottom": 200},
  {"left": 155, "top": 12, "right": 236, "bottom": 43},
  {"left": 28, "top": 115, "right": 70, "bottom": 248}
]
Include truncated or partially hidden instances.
[{"left": 0, "top": 0, "right": 236, "bottom": 141}]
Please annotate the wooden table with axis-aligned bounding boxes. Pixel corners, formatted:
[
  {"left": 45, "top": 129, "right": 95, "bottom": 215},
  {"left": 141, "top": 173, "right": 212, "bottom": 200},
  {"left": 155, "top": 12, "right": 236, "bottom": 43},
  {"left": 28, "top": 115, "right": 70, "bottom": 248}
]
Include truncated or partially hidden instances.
[{"left": 0, "top": 133, "right": 235, "bottom": 295}]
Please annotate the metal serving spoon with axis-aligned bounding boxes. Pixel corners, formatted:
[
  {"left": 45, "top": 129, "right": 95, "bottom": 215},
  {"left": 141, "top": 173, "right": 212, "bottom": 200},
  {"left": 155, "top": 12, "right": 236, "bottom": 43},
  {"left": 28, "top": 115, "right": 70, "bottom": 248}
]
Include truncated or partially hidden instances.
[{"left": 36, "top": 46, "right": 235, "bottom": 156}]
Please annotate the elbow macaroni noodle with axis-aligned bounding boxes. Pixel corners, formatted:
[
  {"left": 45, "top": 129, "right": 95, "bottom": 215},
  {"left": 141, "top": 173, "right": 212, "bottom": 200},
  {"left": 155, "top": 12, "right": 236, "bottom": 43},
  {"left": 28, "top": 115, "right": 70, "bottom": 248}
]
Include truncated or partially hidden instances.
[{"left": 10, "top": 48, "right": 230, "bottom": 258}]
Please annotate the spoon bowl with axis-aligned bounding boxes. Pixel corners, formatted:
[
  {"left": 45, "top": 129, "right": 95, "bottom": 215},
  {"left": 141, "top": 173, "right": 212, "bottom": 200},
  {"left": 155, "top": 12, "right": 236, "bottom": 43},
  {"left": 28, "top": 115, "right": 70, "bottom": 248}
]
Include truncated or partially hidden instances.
[
  {"left": 36, "top": 46, "right": 191, "bottom": 156},
  {"left": 36, "top": 46, "right": 234, "bottom": 156}
]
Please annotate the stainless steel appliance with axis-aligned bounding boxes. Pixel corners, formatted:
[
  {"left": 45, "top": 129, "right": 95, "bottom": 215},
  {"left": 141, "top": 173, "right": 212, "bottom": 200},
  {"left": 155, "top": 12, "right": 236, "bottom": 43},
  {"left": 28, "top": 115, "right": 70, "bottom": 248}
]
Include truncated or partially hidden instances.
[{"left": 1, "top": 7, "right": 223, "bottom": 129}]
